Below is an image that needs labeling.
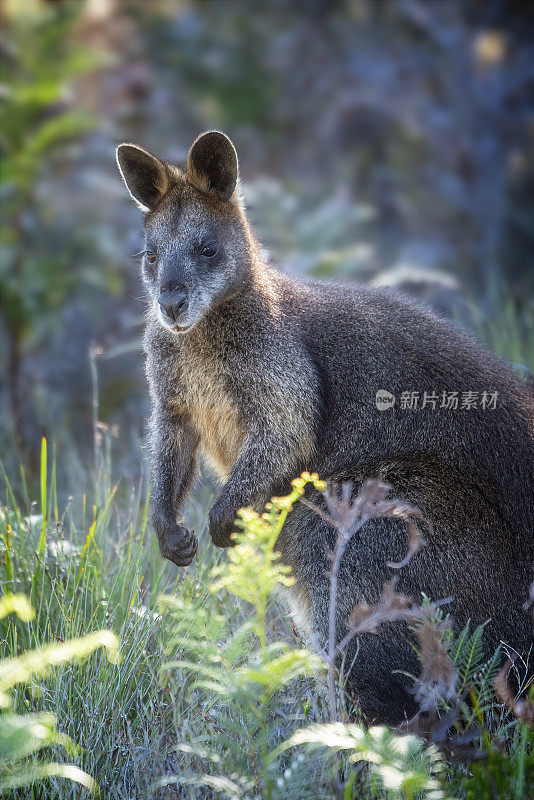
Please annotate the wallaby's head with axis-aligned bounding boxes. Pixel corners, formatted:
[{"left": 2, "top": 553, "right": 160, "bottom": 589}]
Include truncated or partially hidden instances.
[{"left": 116, "top": 131, "right": 253, "bottom": 333}]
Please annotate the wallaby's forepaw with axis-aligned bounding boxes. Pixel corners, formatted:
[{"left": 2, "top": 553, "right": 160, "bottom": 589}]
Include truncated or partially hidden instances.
[
  {"left": 154, "top": 517, "right": 198, "bottom": 567},
  {"left": 208, "top": 506, "right": 235, "bottom": 548}
]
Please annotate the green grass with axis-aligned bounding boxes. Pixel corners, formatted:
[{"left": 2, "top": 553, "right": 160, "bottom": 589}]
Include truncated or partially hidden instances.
[
  {"left": 464, "top": 294, "right": 534, "bottom": 378},
  {"left": 1, "top": 442, "right": 211, "bottom": 798},
  {"left": 1, "top": 440, "right": 532, "bottom": 799},
  {"left": 0, "top": 443, "right": 331, "bottom": 798}
]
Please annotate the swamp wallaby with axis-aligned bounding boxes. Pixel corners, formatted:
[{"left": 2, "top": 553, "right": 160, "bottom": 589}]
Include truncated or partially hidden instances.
[{"left": 117, "top": 131, "right": 533, "bottom": 724}]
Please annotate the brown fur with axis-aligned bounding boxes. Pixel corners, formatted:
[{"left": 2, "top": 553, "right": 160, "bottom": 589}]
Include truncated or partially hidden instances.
[{"left": 117, "top": 131, "right": 534, "bottom": 724}]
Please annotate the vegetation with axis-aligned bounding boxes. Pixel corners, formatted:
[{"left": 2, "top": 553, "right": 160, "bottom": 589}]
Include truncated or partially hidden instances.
[
  {"left": 1, "top": 443, "right": 532, "bottom": 798},
  {"left": 0, "top": 592, "right": 118, "bottom": 795},
  {"left": 0, "top": 1, "right": 108, "bottom": 450}
]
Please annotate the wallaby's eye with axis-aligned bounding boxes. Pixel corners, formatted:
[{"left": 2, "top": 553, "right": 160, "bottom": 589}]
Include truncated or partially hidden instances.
[
  {"left": 201, "top": 244, "right": 218, "bottom": 258},
  {"left": 145, "top": 250, "right": 157, "bottom": 265}
]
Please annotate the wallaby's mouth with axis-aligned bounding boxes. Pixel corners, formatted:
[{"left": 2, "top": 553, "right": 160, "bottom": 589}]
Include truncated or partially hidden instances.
[
  {"left": 158, "top": 303, "right": 198, "bottom": 334},
  {"left": 172, "top": 323, "right": 194, "bottom": 335},
  {"left": 156, "top": 289, "right": 207, "bottom": 334}
]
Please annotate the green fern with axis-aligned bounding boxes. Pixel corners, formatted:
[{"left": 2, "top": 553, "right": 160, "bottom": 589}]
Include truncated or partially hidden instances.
[
  {"left": 276, "top": 723, "right": 448, "bottom": 800},
  {"left": 156, "top": 475, "right": 326, "bottom": 799},
  {"left": 454, "top": 621, "right": 489, "bottom": 695}
]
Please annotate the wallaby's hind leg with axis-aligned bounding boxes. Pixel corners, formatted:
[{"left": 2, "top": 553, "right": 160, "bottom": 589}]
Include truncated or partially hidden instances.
[
  {"left": 307, "top": 577, "right": 420, "bottom": 724},
  {"left": 342, "top": 624, "right": 419, "bottom": 725},
  {"left": 276, "top": 476, "right": 532, "bottom": 725},
  {"left": 277, "top": 503, "right": 423, "bottom": 723}
]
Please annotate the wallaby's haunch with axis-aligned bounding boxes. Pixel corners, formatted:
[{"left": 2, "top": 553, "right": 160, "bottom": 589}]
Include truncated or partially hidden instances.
[{"left": 117, "top": 131, "right": 533, "bottom": 724}]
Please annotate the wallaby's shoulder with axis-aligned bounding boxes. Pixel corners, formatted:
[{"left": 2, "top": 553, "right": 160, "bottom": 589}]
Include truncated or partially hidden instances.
[
  {"left": 277, "top": 272, "right": 530, "bottom": 394},
  {"left": 272, "top": 269, "right": 451, "bottom": 333}
]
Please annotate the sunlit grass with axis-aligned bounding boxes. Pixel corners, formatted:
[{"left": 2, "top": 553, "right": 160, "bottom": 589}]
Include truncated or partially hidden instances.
[
  {"left": 0, "top": 440, "right": 221, "bottom": 798},
  {"left": 466, "top": 294, "right": 534, "bottom": 378}
]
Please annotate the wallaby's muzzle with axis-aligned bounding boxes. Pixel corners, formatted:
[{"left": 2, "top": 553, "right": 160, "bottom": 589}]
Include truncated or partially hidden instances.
[{"left": 158, "top": 283, "right": 188, "bottom": 325}]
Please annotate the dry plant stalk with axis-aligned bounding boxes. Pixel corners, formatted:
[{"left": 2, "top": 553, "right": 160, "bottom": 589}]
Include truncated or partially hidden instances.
[
  {"left": 347, "top": 581, "right": 457, "bottom": 713},
  {"left": 494, "top": 657, "right": 534, "bottom": 729},
  {"left": 303, "top": 478, "right": 432, "bottom": 721},
  {"left": 413, "top": 615, "right": 457, "bottom": 713}
]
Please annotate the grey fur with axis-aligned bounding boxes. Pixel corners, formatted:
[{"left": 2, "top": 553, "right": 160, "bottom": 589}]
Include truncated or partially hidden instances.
[{"left": 117, "top": 131, "right": 534, "bottom": 724}]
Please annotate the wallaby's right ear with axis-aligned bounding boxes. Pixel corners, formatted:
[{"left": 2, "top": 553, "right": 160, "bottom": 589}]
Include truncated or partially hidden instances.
[{"left": 116, "top": 144, "right": 169, "bottom": 211}]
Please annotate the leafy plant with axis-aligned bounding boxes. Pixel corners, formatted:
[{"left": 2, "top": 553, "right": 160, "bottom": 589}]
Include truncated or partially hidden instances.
[
  {"left": 0, "top": 437, "right": 195, "bottom": 799},
  {"left": 277, "top": 723, "right": 446, "bottom": 800},
  {"left": 156, "top": 475, "right": 459, "bottom": 799},
  {"left": 156, "top": 473, "right": 326, "bottom": 799},
  {"left": 0, "top": 0, "right": 105, "bottom": 447},
  {"left": 1, "top": 440, "right": 532, "bottom": 799},
  {"left": 460, "top": 690, "right": 534, "bottom": 800},
  {"left": 0, "top": 591, "right": 118, "bottom": 795}
]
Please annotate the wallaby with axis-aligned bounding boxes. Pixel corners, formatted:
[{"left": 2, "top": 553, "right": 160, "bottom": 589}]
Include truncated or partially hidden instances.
[{"left": 116, "top": 131, "right": 533, "bottom": 724}]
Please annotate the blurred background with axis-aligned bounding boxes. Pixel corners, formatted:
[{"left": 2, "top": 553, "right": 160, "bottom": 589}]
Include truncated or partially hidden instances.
[{"left": 1, "top": 0, "right": 533, "bottom": 493}]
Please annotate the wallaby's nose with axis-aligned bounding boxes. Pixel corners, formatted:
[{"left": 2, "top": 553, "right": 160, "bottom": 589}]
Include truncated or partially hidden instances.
[{"left": 158, "top": 282, "right": 188, "bottom": 323}]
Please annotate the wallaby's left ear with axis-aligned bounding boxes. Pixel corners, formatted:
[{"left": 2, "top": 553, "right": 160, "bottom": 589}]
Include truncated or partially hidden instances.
[
  {"left": 187, "top": 131, "right": 238, "bottom": 202},
  {"left": 116, "top": 143, "right": 169, "bottom": 211}
]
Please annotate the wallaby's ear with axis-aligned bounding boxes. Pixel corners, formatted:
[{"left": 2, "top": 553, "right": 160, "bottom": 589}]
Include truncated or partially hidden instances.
[
  {"left": 187, "top": 131, "right": 238, "bottom": 202},
  {"left": 116, "top": 143, "right": 169, "bottom": 211}
]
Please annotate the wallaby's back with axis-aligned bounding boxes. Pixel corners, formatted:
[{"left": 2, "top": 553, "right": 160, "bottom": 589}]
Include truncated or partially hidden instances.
[
  {"left": 273, "top": 273, "right": 533, "bottom": 722},
  {"left": 275, "top": 274, "right": 532, "bottom": 547}
]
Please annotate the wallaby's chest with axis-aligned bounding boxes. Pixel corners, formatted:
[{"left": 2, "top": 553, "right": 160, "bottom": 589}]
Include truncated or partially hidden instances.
[{"left": 169, "top": 346, "right": 244, "bottom": 479}]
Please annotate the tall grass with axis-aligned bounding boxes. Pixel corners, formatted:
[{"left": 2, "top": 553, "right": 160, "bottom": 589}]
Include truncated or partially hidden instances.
[
  {"left": 465, "top": 294, "right": 534, "bottom": 379},
  {"left": 1, "top": 439, "right": 329, "bottom": 797},
  {"left": 0, "top": 435, "right": 216, "bottom": 798},
  {"left": 1, "top": 439, "right": 532, "bottom": 798}
]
